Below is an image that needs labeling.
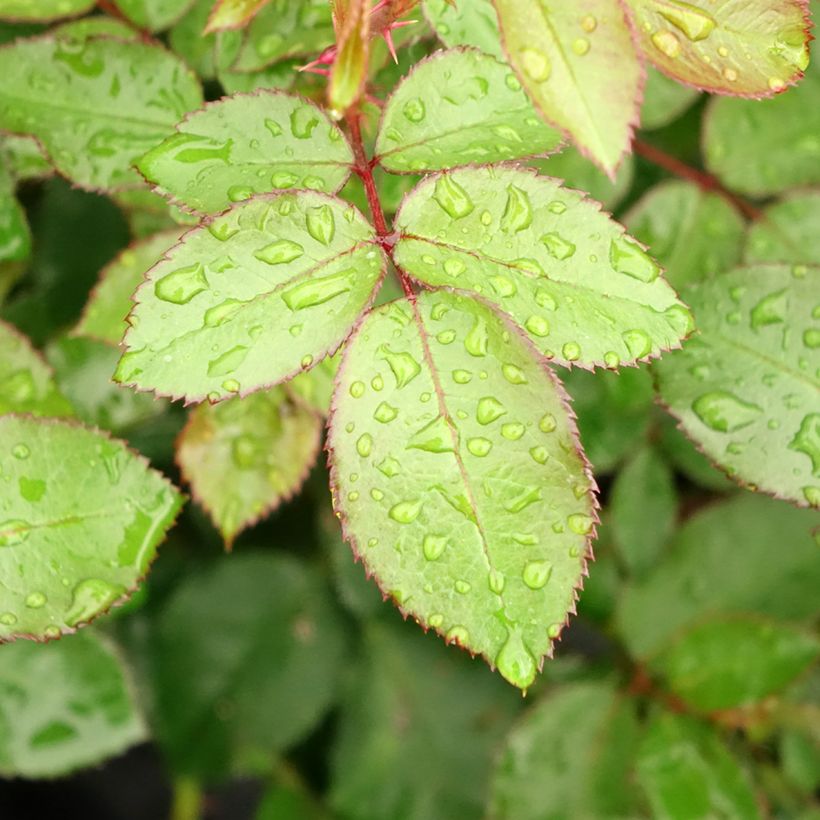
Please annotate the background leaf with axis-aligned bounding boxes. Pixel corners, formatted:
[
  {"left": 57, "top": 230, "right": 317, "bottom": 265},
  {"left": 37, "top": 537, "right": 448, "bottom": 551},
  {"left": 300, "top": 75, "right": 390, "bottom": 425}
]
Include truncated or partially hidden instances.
[
  {"left": 424, "top": 0, "right": 503, "bottom": 58},
  {"left": 744, "top": 190, "right": 820, "bottom": 265},
  {"left": 0, "top": 0, "right": 93, "bottom": 21},
  {"left": 111, "top": 0, "right": 196, "bottom": 31},
  {"left": 205, "top": 0, "right": 271, "bottom": 32},
  {"left": 640, "top": 66, "right": 699, "bottom": 130}
]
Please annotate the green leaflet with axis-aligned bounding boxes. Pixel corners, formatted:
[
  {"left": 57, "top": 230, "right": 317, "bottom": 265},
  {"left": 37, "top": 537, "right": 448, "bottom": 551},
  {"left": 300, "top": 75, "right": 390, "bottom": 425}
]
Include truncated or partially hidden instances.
[
  {"left": 640, "top": 66, "right": 699, "bottom": 130},
  {"left": 0, "top": 161, "right": 31, "bottom": 289},
  {"left": 655, "top": 265, "right": 819, "bottom": 506},
  {"left": 75, "top": 229, "right": 183, "bottom": 345},
  {"left": 112, "top": 0, "right": 195, "bottom": 30},
  {"left": 626, "top": 0, "right": 810, "bottom": 97},
  {"left": 490, "top": 682, "right": 642, "bottom": 820},
  {"left": 637, "top": 712, "right": 761, "bottom": 819},
  {"left": 745, "top": 191, "right": 820, "bottom": 265},
  {"left": 139, "top": 92, "right": 353, "bottom": 214},
  {"left": 176, "top": 387, "right": 321, "bottom": 544},
  {"left": 205, "top": 0, "right": 271, "bottom": 32},
  {"left": 0, "top": 320, "right": 73, "bottom": 417},
  {"left": 0, "top": 632, "right": 146, "bottom": 778},
  {"left": 1, "top": 133, "right": 52, "bottom": 182},
  {"left": 169, "top": 0, "right": 218, "bottom": 79},
  {"left": 0, "top": 36, "right": 203, "bottom": 192},
  {"left": 0, "top": 0, "right": 93, "bottom": 20},
  {"left": 375, "top": 49, "right": 562, "bottom": 173},
  {"left": 330, "top": 619, "right": 519, "bottom": 820},
  {"left": 616, "top": 494, "right": 820, "bottom": 659},
  {"left": 217, "top": 51, "right": 299, "bottom": 96},
  {"left": 704, "top": 55, "right": 820, "bottom": 196},
  {"left": 0, "top": 416, "right": 182, "bottom": 640},
  {"left": 52, "top": 16, "right": 140, "bottom": 41},
  {"left": 328, "top": 292, "right": 596, "bottom": 690},
  {"left": 394, "top": 166, "right": 690, "bottom": 368},
  {"left": 493, "top": 0, "right": 642, "bottom": 175},
  {"left": 287, "top": 350, "right": 340, "bottom": 415},
  {"left": 115, "top": 191, "right": 385, "bottom": 403},
  {"left": 652, "top": 616, "right": 820, "bottom": 712},
  {"left": 114, "top": 188, "right": 196, "bottom": 238},
  {"left": 624, "top": 180, "right": 745, "bottom": 289},
  {"left": 150, "top": 552, "right": 346, "bottom": 778},
  {"left": 424, "top": 0, "right": 503, "bottom": 58}
]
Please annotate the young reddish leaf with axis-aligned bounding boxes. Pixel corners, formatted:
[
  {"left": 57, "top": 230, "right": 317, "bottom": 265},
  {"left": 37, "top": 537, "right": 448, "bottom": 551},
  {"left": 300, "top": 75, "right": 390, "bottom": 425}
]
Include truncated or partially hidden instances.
[
  {"left": 492, "top": 0, "right": 643, "bottom": 176},
  {"left": 0, "top": 0, "right": 93, "bottom": 21},
  {"left": 655, "top": 264, "right": 819, "bottom": 507},
  {"left": 205, "top": 0, "right": 271, "bottom": 33},
  {"left": 111, "top": 0, "right": 196, "bottom": 31},
  {"left": 138, "top": 92, "right": 354, "bottom": 215},
  {"left": 625, "top": 0, "right": 810, "bottom": 97},
  {"left": 115, "top": 192, "right": 386, "bottom": 403},
  {"left": 176, "top": 387, "right": 322, "bottom": 545},
  {"left": 0, "top": 416, "right": 182, "bottom": 641},
  {"left": 375, "top": 48, "right": 562, "bottom": 173},
  {"left": 328, "top": 292, "right": 597, "bottom": 690},
  {"left": 394, "top": 166, "right": 690, "bottom": 369}
]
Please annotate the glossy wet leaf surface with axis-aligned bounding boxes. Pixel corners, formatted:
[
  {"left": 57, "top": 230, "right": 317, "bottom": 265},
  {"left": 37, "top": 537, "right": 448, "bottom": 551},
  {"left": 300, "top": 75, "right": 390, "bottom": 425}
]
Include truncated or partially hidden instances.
[
  {"left": 176, "top": 387, "right": 321, "bottom": 544},
  {"left": 0, "top": 36, "right": 203, "bottom": 191},
  {"left": 287, "top": 350, "right": 340, "bottom": 415},
  {"left": 394, "top": 166, "right": 689, "bottom": 368},
  {"left": 493, "top": 0, "right": 641, "bottom": 174},
  {"left": 139, "top": 92, "right": 353, "bottom": 214},
  {"left": 112, "top": 0, "right": 195, "bottom": 30},
  {"left": 329, "top": 292, "right": 595, "bottom": 689},
  {"left": 626, "top": 0, "right": 810, "bottom": 96},
  {"left": 424, "top": 0, "right": 503, "bottom": 58},
  {"left": 745, "top": 190, "right": 820, "bottom": 265},
  {"left": 655, "top": 264, "right": 819, "bottom": 506},
  {"left": 376, "top": 48, "right": 562, "bottom": 173},
  {"left": 0, "top": 416, "right": 182, "bottom": 641},
  {"left": 0, "top": 0, "right": 93, "bottom": 20},
  {"left": 0, "top": 631, "right": 146, "bottom": 778},
  {"left": 116, "top": 191, "right": 385, "bottom": 403}
]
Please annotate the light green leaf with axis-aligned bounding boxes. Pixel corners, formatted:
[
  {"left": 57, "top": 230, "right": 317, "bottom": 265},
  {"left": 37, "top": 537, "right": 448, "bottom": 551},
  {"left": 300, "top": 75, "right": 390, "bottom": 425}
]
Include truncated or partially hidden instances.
[
  {"left": 328, "top": 292, "right": 596, "bottom": 690},
  {"left": 0, "top": 632, "right": 146, "bottom": 777},
  {"left": 637, "top": 712, "right": 761, "bottom": 820},
  {"left": 1, "top": 133, "right": 52, "bottom": 182},
  {"left": 653, "top": 616, "right": 820, "bottom": 712},
  {"left": 655, "top": 264, "right": 819, "bottom": 506},
  {"left": 375, "top": 48, "right": 562, "bottom": 173},
  {"left": 0, "top": 416, "right": 182, "bottom": 640},
  {"left": 176, "top": 387, "right": 321, "bottom": 544},
  {"left": 610, "top": 445, "right": 677, "bottom": 578},
  {"left": 490, "top": 682, "right": 641, "bottom": 820},
  {"left": 205, "top": 0, "right": 271, "bottom": 32},
  {"left": 151, "top": 552, "right": 346, "bottom": 778},
  {"left": 626, "top": 0, "right": 810, "bottom": 96},
  {"left": 139, "top": 92, "right": 353, "bottom": 215},
  {"left": 287, "top": 350, "right": 340, "bottom": 415},
  {"left": 0, "top": 0, "right": 93, "bottom": 21},
  {"left": 116, "top": 191, "right": 385, "bottom": 403},
  {"left": 624, "top": 180, "right": 745, "bottom": 288},
  {"left": 704, "top": 56, "right": 820, "bottom": 196},
  {"left": 0, "top": 36, "right": 203, "bottom": 191},
  {"left": 75, "top": 230, "right": 183, "bottom": 345},
  {"left": 492, "top": 0, "right": 642, "bottom": 174},
  {"left": 640, "top": 66, "right": 699, "bottom": 130},
  {"left": 424, "top": 0, "right": 503, "bottom": 58},
  {"left": 745, "top": 190, "right": 820, "bottom": 265},
  {"left": 0, "top": 162, "right": 30, "bottom": 272},
  {"left": 394, "top": 166, "right": 690, "bottom": 368},
  {"left": 330, "top": 619, "right": 519, "bottom": 820},
  {"left": 0, "top": 320, "right": 73, "bottom": 417},
  {"left": 52, "top": 15, "right": 140, "bottom": 41},
  {"left": 112, "top": 0, "right": 195, "bottom": 31},
  {"left": 616, "top": 494, "right": 820, "bottom": 659}
]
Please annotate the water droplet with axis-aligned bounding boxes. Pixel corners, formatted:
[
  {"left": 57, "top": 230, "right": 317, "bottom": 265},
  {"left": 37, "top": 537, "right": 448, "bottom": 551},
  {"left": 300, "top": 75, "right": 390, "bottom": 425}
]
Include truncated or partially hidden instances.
[
  {"left": 379, "top": 345, "right": 421, "bottom": 388},
  {"left": 547, "top": 623, "right": 562, "bottom": 639},
  {"left": 540, "top": 232, "right": 576, "bottom": 260},
  {"left": 467, "top": 437, "right": 492, "bottom": 457},
  {"left": 496, "top": 629, "right": 536, "bottom": 689},
  {"left": 208, "top": 345, "right": 248, "bottom": 377},
  {"left": 377, "top": 455, "right": 401, "bottom": 477},
  {"left": 604, "top": 351, "right": 620, "bottom": 369},
  {"left": 524, "top": 315, "right": 550, "bottom": 337},
  {"left": 500, "top": 185, "right": 533, "bottom": 234},
  {"left": 154, "top": 263, "right": 209, "bottom": 304},
  {"left": 505, "top": 73, "right": 521, "bottom": 91},
  {"left": 442, "top": 257, "right": 466, "bottom": 278},
  {"left": 389, "top": 499, "right": 422, "bottom": 524},
  {"left": 371, "top": 374, "right": 384, "bottom": 391},
  {"left": 623, "top": 329, "right": 651, "bottom": 359},
  {"left": 19, "top": 477, "right": 46, "bottom": 502},
  {"left": 789, "top": 414, "right": 819, "bottom": 474},
  {"left": 610, "top": 236, "right": 660, "bottom": 282},
  {"left": 520, "top": 47, "right": 551, "bottom": 81},
  {"left": 652, "top": 29, "right": 681, "bottom": 58},
  {"left": 227, "top": 185, "right": 254, "bottom": 202},
  {"left": 769, "top": 76, "right": 787, "bottom": 92},
  {"left": 562, "top": 342, "right": 581, "bottom": 361},
  {"left": 454, "top": 579, "right": 471, "bottom": 594},
  {"left": 723, "top": 67, "right": 738, "bottom": 82},
  {"left": 568, "top": 513, "right": 593, "bottom": 535},
  {"left": 25, "top": 591, "right": 47, "bottom": 609},
  {"left": 0, "top": 612, "right": 17, "bottom": 626},
  {"left": 452, "top": 369, "right": 472, "bottom": 384},
  {"left": 437, "top": 329, "right": 456, "bottom": 344},
  {"left": 529, "top": 446, "right": 549, "bottom": 464},
  {"left": 422, "top": 534, "right": 448, "bottom": 561},
  {"left": 572, "top": 37, "right": 590, "bottom": 55},
  {"left": 0, "top": 519, "right": 29, "bottom": 547},
  {"left": 693, "top": 391, "right": 764, "bottom": 433},
  {"left": 12, "top": 443, "right": 30, "bottom": 459},
  {"left": 446, "top": 625, "right": 469, "bottom": 644},
  {"left": 222, "top": 378, "right": 240, "bottom": 393},
  {"left": 306, "top": 204, "right": 335, "bottom": 245},
  {"left": 750, "top": 288, "right": 788, "bottom": 328},
  {"left": 665, "top": 304, "right": 695, "bottom": 336},
  {"left": 488, "top": 569, "right": 506, "bottom": 594},
  {"left": 282, "top": 269, "right": 354, "bottom": 311},
  {"left": 356, "top": 434, "right": 373, "bottom": 457},
  {"left": 374, "top": 401, "right": 399, "bottom": 423},
  {"left": 659, "top": 2, "right": 716, "bottom": 41},
  {"left": 490, "top": 276, "right": 517, "bottom": 297},
  {"left": 204, "top": 299, "right": 243, "bottom": 327},
  {"left": 502, "top": 364, "right": 527, "bottom": 384},
  {"left": 464, "top": 315, "right": 489, "bottom": 357},
  {"left": 350, "top": 380, "right": 365, "bottom": 398},
  {"left": 403, "top": 97, "right": 425, "bottom": 122},
  {"left": 65, "top": 578, "right": 125, "bottom": 627},
  {"left": 581, "top": 14, "right": 597, "bottom": 32},
  {"left": 254, "top": 238, "right": 304, "bottom": 265},
  {"left": 290, "top": 106, "right": 319, "bottom": 139},
  {"left": 523, "top": 559, "right": 553, "bottom": 589},
  {"left": 407, "top": 415, "right": 455, "bottom": 453},
  {"left": 501, "top": 422, "right": 525, "bottom": 441},
  {"left": 803, "top": 329, "right": 820, "bottom": 349},
  {"left": 433, "top": 175, "right": 474, "bottom": 219},
  {"left": 802, "top": 486, "right": 820, "bottom": 507},
  {"left": 505, "top": 485, "right": 541, "bottom": 513},
  {"left": 477, "top": 396, "right": 506, "bottom": 425},
  {"left": 539, "top": 413, "right": 557, "bottom": 433},
  {"left": 264, "top": 118, "right": 282, "bottom": 137}
]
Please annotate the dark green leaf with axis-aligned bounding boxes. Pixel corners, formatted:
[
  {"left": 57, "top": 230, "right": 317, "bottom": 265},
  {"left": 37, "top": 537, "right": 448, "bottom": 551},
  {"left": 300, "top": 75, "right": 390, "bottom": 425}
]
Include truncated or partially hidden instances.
[
  {"left": 640, "top": 66, "right": 699, "bottom": 130},
  {"left": 112, "top": 0, "right": 196, "bottom": 31}
]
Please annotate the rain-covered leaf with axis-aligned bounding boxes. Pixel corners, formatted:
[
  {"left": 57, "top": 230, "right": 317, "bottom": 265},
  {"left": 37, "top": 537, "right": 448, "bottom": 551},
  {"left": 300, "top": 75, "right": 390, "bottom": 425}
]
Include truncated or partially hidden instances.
[
  {"left": 626, "top": 0, "right": 810, "bottom": 96},
  {"left": 375, "top": 48, "right": 562, "bottom": 173},
  {"left": 616, "top": 494, "right": 820, "bottom": 659},
  {"left": 0, "top": 416, "right": 182, "bottom": 640},
  {"left": 287, "top": 350, "right": 340, "bottom": 415},
  {"left": 652, "top": 616, "right": 820, "bottom": 712},
  {"left": 112, "top": 0, "right": 195, "bottom": 31},
  {"left": 115, "top": 191, "right": 385, "bottom": 403},
  {"left": 139, "top": 92, "right": 353, "bottom": 215},
  {"left": 745, "top": 190, "right": 820, "bottom": 265},
  {"left": 703, "top": 56, "right": 820, "bottom": 196},
  {"left": 0, "top": 0, "right": 93, "bottom": 21},
  {"left": 610, "top": 445, "right": 677, "bottom": 578},
  {"left": 52, "top": 15, "right": 139, "bottom": 40},
  {"left": 636, "top": 712, "right": 761, "bottom": 819},
  {"left": 655, "top": 264, "right": 819, "bottom": 506},
  {"left": 424, "top": 0, "right": 502, "bottom": 57},
  {"left": 0, "top": 632, "right": 146, "bottom": 778},
  {"left": 176, "top": 387, "right": 321, "bottom": 545},
  {"left": 640, "top": 66, "right": 699, "bottom": 130},
  {"left": 394, "top": 166, "right": 690, "bottom": 368},
  {"left": 0, "top": 36, "right": 202, "bottom": 191},
  {"left": 205, "top": 0, "right": 271, "bottom": 32},
  {"left": 328, "top": 292, "right": 596, "bottom": 689},
  {"left": 330, "top": 618, "right": 519, "bottom": 820},
  {"left": 493, "top": 0, "right": 642, "bottom": 175},
  {"left": 0, "top": 320, "right": 73, "bottom": 417},
  {"left": 490, "top": 681, "right": 641, "bottom": 820},
  {"left": 624, "top": 180, "right": 745, "bottom": 288},
  {"left": 150, "top": 552, "right": 346, "bottom": 778}
]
